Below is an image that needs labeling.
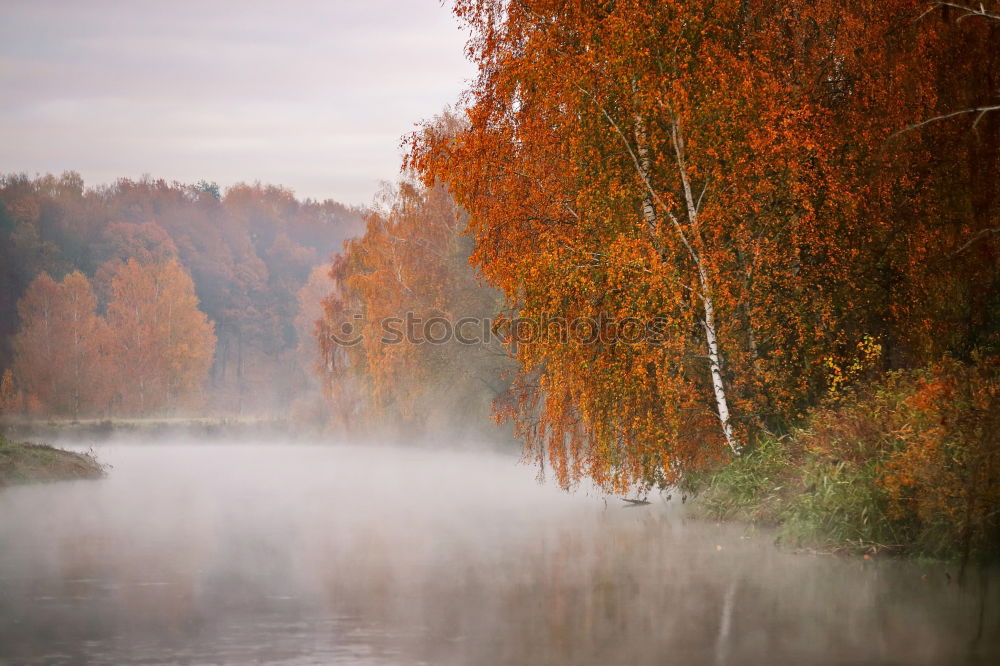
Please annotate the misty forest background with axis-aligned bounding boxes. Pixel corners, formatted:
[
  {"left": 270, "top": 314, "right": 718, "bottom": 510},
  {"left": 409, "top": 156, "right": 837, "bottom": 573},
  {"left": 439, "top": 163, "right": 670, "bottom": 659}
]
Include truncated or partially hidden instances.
[
  {"left": 0, "top": 174, "right": 364, "bottom": 418},
  {"left": 1, "top": 0, "right": 999, "bottom": 559}
]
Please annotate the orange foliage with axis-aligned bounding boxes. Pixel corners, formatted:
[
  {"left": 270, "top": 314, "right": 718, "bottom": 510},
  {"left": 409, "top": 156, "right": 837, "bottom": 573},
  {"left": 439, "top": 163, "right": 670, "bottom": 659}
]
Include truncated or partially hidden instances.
[
  {"left": 0, "top": 368, "right": 24, "bottom": 414},
  {"left": 10, "top": 262, "right": 217, "bottom": 417},
  {"left": 12, "top": 271, "right": 111, "bottom": 416},
  {"left": 406, "top": 0, "right": 999, "bottom": 490},
  {"left": 105, "top": 259, "right": 216, "bottom": 415},
  {"left": 317, "top": 168, "right": 510, "bottom": 435},
  {"left": 880, "top": 358, "right": 1000, "bottom": 554}
]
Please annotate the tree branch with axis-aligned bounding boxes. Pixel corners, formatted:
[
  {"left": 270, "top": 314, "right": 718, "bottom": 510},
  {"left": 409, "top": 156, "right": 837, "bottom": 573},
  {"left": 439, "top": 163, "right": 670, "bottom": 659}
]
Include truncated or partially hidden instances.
[
  {"left": 891, "top": 105, "right": 1000, "bottom": 138},
  {"left": 954, "top": 227, "right": 1000, "bottom": 254}
]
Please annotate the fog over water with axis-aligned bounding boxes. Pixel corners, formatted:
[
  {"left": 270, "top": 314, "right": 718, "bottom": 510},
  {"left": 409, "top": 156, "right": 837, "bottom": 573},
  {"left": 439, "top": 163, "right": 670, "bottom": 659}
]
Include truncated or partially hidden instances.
[{"left": 0, "top": 438, "right": 997, "bottom": 665}]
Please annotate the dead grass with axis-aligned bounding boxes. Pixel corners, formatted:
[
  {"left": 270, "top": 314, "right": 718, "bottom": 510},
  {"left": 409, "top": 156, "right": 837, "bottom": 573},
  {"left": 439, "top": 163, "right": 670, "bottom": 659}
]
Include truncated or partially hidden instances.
[{"left": 0, "top": 434, "right": 104, "bottom": 487}]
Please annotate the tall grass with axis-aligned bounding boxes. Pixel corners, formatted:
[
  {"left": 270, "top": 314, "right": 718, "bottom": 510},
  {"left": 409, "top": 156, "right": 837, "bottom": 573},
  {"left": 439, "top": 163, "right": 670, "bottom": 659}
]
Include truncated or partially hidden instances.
[{"left": 685, "top": 355, "right": 1000, "bottom": 561}]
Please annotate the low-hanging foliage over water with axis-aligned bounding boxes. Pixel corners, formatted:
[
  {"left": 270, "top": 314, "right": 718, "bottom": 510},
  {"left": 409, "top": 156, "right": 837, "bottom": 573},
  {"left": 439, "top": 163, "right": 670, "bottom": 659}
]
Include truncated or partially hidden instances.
[{"left": 319, "top": 0, "right": 999, "bottom": 557}]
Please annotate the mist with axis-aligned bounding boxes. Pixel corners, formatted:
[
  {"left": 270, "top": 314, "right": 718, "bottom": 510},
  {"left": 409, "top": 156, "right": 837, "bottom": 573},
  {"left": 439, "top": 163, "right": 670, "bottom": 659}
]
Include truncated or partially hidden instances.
[{"left": 1, "top": 435, "right": 997, "bottom": 665}]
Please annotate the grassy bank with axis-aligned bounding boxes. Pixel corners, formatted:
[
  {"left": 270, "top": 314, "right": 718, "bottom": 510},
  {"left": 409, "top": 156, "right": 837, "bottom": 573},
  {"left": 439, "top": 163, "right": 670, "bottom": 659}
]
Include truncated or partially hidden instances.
[
  {"left": 684, "top": 357, "right": 999, "bottom": 562},
  {"left": 0, "top": 433, "right": 104, "bottom": 486},
  {"left": 685, "top": 436, "right": 899, "bottom": 555}
]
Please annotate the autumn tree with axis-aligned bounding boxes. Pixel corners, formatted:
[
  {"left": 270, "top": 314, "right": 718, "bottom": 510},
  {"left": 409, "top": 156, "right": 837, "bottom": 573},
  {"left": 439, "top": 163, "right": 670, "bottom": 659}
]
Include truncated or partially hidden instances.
[
  {"left": 408, "top": 0, "right": 999, "bottom": 490},
  {"left": 0, "top": 369, "right": 22, "bottom": 414},
  {"left": 318, "top": 166, "right": 511, "bottom": 435},
  {"left": 0, "top": 174, "right": 73, "bottom": 369},
  {"left": 409, "top": 1, "right": 815, "bottom": 488},
  {"left": 11, "top": 271, "right": 110, "bottom": 416},
  {"left": 105, "top": 259, "right": 216, "bottom": 414},
  {"left": 295, "top": 264, "right": 333, "bottom": 380},
  {"left": 0, "top": 173, "right": 364, "bottom": 416}
]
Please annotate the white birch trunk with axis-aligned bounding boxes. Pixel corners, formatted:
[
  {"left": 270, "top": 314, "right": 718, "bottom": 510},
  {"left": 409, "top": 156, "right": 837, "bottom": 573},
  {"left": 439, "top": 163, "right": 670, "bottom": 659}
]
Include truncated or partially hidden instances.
[
  {"left": 593, "top": 94, "right": 743, "bottom": 455},
  {"left": 672, "top": 123, "right": 742, "bottom": 456},
  {"left": 633, "top": 113, "right": 658, "bottom": 236},
  {"left": 701, "top": 294, "right": 739, "bottom": 455}
]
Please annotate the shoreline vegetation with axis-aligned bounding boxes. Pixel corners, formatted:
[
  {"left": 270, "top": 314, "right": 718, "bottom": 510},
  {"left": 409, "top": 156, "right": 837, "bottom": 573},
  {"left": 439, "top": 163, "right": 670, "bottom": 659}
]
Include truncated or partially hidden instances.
[
  {"left": 684, "top": 359, "right": 999, "bottom": 564},
  {"left": 0, "top": 433, "right": 103, "bottom": 487}
]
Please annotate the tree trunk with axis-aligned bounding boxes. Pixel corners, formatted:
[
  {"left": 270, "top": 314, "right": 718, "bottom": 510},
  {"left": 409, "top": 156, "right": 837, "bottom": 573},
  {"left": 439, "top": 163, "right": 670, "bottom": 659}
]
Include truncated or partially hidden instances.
[
  {"left": 672, "top": 122, "right": 742, "bottom": 456},
  {"left": 702, "top": 294, "right": 740, "bottom": 455},
  {"left": 597, "top": 98, "right": 743, "bottom": 455}
]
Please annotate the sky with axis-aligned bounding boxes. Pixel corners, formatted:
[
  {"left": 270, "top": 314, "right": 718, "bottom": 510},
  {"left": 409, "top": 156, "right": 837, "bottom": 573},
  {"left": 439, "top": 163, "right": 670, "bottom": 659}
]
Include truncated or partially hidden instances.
[{"left": 0, "top": 0, "right": 476, "bottom": 206}]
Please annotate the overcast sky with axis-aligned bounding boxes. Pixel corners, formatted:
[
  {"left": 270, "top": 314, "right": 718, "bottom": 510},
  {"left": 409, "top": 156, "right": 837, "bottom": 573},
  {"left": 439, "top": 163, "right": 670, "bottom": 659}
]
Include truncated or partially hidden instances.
[{"left": 0, "top": 0, "right": 475, "bottom": 206}]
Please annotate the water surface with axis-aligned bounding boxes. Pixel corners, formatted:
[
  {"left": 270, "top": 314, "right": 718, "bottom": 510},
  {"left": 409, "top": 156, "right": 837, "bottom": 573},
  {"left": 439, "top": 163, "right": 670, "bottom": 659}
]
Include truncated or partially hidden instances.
[{"left": 0, "top": 440, "right": 996, "bottom": 665}]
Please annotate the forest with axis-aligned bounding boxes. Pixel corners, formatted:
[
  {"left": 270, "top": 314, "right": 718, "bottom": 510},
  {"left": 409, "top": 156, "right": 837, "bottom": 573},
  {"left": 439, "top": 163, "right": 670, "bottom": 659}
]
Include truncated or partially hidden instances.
[{"left": 0, "top": 173, "right": 363, "bottom": 418}]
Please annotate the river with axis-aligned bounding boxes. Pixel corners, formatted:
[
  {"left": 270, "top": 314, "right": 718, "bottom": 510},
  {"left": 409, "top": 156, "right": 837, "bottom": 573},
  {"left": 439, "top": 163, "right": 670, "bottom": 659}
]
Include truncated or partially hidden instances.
[{"left": 0, "top": 438, "right": 997, "bottom": 665}]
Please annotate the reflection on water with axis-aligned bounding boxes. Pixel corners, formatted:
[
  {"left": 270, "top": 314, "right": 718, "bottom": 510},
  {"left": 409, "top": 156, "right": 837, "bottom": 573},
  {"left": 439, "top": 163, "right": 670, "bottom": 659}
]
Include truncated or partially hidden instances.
[{"left": 0, "top": 441, "right": 997, "bottom": 665}]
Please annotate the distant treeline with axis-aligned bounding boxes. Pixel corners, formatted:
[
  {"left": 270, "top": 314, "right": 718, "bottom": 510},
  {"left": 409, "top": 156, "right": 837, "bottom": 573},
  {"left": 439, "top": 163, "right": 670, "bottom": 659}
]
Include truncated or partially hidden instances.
[{"left": 0, "top": 173, "right": 364, "bottom": 417}]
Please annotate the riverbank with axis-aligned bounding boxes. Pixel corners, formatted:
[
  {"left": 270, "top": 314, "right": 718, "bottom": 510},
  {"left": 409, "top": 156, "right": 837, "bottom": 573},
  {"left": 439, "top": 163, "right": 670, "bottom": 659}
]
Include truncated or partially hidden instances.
[
  {"left": 684, "top": 436, "right": 893, "bottom": 556},
  {"left": 0, "top": 433, "right": 104, "bottom": 486},
  {"left": 684, "top": 359, "right": 999, "bottom": 563},
  {"left": 1, "top": 416, "right": 296, "bottom": 442}
]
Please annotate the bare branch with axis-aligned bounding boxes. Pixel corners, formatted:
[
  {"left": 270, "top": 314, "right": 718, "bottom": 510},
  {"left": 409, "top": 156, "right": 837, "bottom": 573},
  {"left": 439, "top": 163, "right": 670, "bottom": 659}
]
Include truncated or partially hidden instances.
[
  {"left": 931, "top": 2, "right": 1000, "bottom": 22},
  {"left": 695, "top": 179, "right": 710, "bottom": 216},
  {"left": 954, "top": 227, "right": 1000, "bottom": 254},
  {"left": 891, "top": 105, "right": 1000, "bottom": 138}
]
